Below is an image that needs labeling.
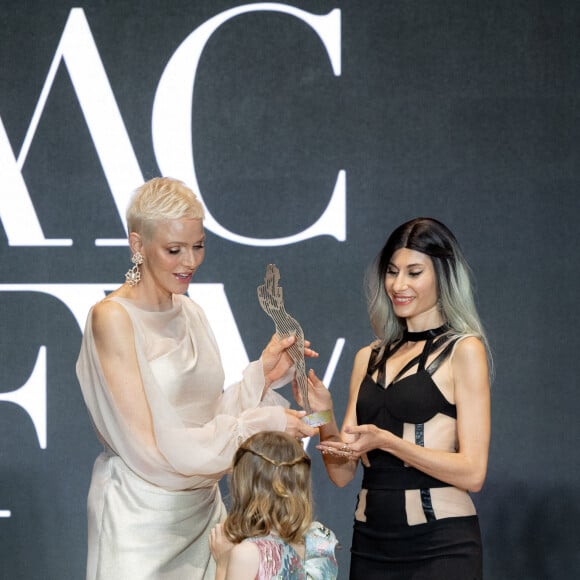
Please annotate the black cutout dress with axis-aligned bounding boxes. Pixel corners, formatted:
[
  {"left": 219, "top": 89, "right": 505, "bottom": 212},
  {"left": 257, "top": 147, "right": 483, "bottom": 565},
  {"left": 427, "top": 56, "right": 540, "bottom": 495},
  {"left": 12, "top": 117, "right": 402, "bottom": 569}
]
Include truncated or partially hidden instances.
[{"left": 350, "top": 327, "right": 483, "bottom": 579}]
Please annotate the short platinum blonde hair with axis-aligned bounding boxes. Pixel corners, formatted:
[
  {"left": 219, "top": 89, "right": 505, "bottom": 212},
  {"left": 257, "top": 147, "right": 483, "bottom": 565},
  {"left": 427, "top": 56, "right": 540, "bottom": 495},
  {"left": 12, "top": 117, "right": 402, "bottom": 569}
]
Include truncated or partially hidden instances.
[{"left": 126, "top": 177, "right": 204, "bottom": 240}]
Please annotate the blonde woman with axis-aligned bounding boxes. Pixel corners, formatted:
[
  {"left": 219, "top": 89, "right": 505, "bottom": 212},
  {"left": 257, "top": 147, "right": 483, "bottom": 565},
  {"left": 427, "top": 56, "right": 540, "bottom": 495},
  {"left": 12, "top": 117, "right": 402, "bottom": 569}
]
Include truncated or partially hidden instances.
[{"left": 76, "top": 177, "right": 317, "bottom": 580}]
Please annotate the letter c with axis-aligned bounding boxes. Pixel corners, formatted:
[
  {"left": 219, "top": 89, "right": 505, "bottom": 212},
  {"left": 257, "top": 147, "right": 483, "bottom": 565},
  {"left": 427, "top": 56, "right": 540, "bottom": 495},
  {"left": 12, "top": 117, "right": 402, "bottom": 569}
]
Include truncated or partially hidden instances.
[{"left": 152, "top": 3, "right": 344, "bottom": 246}]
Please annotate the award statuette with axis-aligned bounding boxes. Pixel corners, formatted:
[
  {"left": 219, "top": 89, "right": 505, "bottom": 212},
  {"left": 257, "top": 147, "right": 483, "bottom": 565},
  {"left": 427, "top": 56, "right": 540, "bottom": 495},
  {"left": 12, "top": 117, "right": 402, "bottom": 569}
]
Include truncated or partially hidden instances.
[{"left": 258, "top": 264, "right": 331, "bottom": 427}]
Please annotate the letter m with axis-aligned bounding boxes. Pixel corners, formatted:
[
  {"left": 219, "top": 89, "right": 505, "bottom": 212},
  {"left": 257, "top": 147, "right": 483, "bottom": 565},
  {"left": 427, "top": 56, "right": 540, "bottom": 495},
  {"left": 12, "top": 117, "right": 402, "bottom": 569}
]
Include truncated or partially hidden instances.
[{"left": 0, "top": 8, "right": 142, "bottom": 246}]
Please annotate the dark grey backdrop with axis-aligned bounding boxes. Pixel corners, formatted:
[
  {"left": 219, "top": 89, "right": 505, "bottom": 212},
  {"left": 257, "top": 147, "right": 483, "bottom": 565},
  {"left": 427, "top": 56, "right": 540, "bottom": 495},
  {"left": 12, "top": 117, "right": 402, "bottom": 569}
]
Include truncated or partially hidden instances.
[{"left": 1, "top": 1, "right": 579, "bottom": 578}]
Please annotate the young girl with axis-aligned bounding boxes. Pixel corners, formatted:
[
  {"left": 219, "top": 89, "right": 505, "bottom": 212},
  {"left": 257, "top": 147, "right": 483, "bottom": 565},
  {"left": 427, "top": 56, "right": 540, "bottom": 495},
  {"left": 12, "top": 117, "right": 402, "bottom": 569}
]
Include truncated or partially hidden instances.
[{"left": 209, "top": 431, "right": 338, "bottom": 579}]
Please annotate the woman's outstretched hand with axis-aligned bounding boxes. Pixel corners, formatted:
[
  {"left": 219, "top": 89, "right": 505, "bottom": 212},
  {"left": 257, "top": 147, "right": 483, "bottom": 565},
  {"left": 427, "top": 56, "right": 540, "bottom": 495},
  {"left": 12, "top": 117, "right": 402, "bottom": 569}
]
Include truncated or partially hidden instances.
[
  {"left": 293, "top": 369, "right": 333, "bottom": 413},
  {"left": 317, "top": 424, "right": 386, "bottom": 466},
  {"left": 261, "top": 334, "right": 318, "bottom": 388},
  {"left": 284, "top": 408, "right": 317, "bottom": 439}
]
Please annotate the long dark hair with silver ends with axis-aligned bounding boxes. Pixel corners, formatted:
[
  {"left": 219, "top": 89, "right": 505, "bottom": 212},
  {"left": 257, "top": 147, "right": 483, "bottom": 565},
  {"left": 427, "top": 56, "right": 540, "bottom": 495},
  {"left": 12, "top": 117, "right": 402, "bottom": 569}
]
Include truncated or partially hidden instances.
[{"left": 366, "top": 217, "right": 491, "bottom": 359}]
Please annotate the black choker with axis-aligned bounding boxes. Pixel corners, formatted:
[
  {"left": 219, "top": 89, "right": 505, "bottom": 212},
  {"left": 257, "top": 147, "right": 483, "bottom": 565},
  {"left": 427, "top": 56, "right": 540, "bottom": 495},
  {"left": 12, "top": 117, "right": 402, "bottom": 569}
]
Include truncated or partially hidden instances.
[{"left": 403, "top": 324, "right": 448, "bottom": 342}]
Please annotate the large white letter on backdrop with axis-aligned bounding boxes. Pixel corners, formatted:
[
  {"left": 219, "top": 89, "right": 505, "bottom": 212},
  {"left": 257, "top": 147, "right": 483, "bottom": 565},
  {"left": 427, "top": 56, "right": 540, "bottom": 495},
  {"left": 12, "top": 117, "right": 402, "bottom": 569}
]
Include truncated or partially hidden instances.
[
  {"left": 0, "top": 8, "right": 143, "bottom": 247},
  {"left": 152, "top": 3, "right": 345, "bottom": 246}
]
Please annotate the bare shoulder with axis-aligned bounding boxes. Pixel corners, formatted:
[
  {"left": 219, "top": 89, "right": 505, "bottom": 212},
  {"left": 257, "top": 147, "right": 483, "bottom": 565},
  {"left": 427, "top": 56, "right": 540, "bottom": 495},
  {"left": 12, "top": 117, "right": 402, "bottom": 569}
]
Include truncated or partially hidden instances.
[
  {"left": 226, "top": 541, "right": 260, "bottom": 577},
  {"left": 452, "top": 336, "right": 490, "bottom": 394},
  {"left": 351, "top": 345, "right": 373, "bottom": 382},
  {"left": 347, "top": 345, "right": 373, "bottom": 400},
  {"left": 91, "top": 299, "right": 133, "bottom": 350},
  {"left": 452, "top": 335, "right": 487, "bottom": 365},
  {"left": 92, "top": 299, "right": 130, "bottom": 330},
  {"left": 354, "top": 344, "right": 373, "bottom": 368}
]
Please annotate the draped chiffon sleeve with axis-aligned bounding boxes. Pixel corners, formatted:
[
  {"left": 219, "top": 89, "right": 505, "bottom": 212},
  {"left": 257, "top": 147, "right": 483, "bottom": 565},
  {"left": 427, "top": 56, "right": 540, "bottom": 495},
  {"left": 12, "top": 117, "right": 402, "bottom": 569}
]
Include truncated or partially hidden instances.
[{"left": 76, "top": 294, "right": 287, "bottom": 491}]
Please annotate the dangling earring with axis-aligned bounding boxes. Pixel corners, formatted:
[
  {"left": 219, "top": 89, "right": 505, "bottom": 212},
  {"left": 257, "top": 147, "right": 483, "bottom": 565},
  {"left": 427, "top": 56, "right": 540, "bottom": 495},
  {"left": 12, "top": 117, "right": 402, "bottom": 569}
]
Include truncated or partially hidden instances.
[{"left": 125, "top": 252, "right": 143, "bottom": 286}]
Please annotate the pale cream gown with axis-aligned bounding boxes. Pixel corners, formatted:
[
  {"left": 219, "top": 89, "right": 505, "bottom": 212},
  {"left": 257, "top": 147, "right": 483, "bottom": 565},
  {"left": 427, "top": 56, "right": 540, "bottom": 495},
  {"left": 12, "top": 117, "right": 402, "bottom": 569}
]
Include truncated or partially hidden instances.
[{"left": 76, "top": 294, "right": 287, "bottom": 580}]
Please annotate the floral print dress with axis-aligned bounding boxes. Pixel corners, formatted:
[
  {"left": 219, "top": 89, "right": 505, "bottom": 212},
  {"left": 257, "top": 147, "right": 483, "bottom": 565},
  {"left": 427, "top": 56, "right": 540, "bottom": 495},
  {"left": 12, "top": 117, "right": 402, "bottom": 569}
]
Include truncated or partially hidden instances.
[{"left": 243, "top": 522, "right": 338, "bottom": 579}]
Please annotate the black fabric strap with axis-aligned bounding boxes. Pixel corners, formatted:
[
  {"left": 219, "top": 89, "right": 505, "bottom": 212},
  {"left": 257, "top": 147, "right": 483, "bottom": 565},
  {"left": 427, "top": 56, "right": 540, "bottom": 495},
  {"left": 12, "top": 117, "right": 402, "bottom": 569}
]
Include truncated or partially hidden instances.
[
  {"left": 415, "top": 422, "right": 437, "bottom": 521},
  {"left": 362, "top": 466, "right": 450, "bottom": 490},
  {"left": 425, "top": 337, "right": 460, "bottom": 376},
  {"left": 403, "top": 324, "right": 448, "bottom": 342},
  {"left": 417, "top": 338, "right": 433, "bottom": 371},
  {"left": 372, "top": 333, "right": 458, "bottom": 386},
  {"left": 420, "top": 488, "right": 437, "bottom": 521}
]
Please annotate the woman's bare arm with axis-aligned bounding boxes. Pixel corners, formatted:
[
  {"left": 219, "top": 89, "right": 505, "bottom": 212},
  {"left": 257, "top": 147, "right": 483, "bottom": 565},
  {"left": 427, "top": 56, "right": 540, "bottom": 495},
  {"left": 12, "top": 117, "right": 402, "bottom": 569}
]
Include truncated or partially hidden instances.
[{"left": 92, "top": 299, "right": 157, "bottom": 449}]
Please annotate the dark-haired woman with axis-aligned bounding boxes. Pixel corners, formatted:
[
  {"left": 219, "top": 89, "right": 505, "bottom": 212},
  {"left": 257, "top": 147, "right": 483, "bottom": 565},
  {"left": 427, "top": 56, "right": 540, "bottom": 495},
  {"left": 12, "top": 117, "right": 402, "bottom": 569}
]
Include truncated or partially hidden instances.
[{"left": 307, "top": 217, "right": 491, "bottom": 579}]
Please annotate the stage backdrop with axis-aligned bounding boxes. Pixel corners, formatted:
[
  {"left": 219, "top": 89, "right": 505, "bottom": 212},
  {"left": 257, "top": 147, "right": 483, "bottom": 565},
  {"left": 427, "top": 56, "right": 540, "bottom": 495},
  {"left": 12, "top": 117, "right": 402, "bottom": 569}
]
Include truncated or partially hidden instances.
[{"left": 1, "top": 1, "right": 579, "bottom": 578}]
